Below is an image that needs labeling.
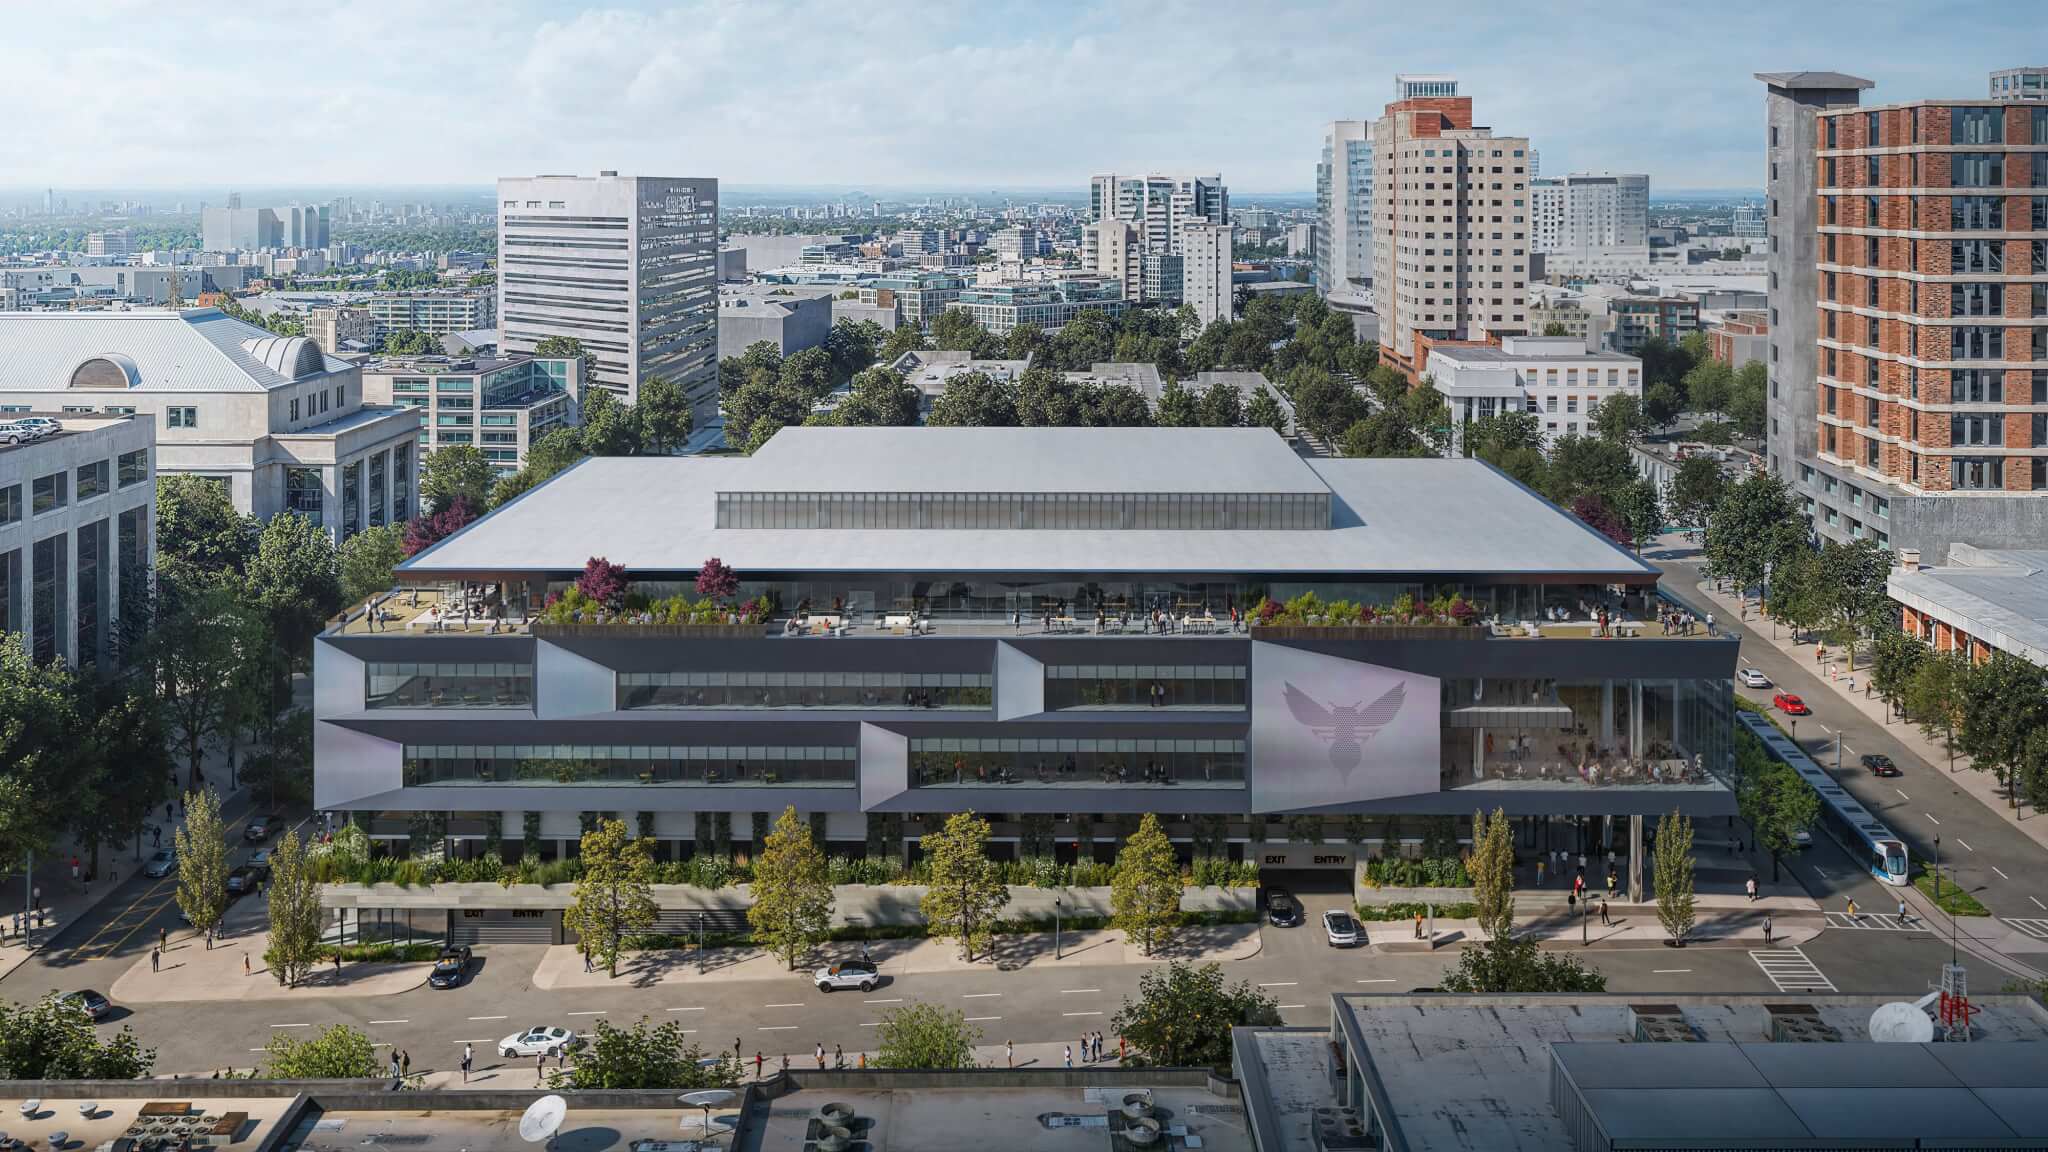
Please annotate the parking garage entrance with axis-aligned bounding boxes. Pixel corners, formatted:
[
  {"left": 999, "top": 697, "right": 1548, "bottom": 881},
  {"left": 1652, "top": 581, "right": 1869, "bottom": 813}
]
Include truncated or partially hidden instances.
[{"left": 1255, "top": 844, "right": 1357, "bottom": 895}]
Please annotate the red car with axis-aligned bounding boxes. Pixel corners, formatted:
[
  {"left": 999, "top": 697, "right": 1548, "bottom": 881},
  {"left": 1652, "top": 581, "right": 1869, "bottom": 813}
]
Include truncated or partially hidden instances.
[{"left": 1773, "top": 692, "right": 1810, "bottom": 716}]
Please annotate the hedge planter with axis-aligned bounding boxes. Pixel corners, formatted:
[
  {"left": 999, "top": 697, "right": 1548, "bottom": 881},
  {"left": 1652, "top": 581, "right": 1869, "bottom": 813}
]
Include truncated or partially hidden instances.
[
  {"left": 1251, "top": 625, "right": 1485, "bottom": 642},
  {"left": 531, "top": 622, "right": 765, "bottom": 640}
]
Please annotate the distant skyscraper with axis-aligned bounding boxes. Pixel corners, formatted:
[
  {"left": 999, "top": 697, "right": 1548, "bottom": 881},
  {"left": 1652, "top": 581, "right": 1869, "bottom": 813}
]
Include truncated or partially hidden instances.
[
  {"left": 1372, "top": 76, "right": 1531, "bottom": 376},
  {"left": 1181, "top": 220, "right": 1233, "bottom": 329},
  {"left": 42, "top": 188, "right": 52, "bottom": 216},
  {"left": 1316, "top": 120, "right": 1373, "bottom": 297},
  {"left": 496, "top": 172, "right": 720, "bottom": 421},
  {"left": 1529, "top": 173, "right": 1649, "bottom": 277},
  {"left": 1088, "top": 173, "right": 1228, "bottom": 256}
]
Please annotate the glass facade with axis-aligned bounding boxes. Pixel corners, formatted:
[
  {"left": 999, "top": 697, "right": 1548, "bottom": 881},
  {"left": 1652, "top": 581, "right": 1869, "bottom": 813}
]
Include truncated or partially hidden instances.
[
  {"left": 30, "top": 534, "right": 62, "bottom": 663},
  {"left": 366, "top": 662, "right": 534, "bottom": 709},
  {"left": 716, "top": 491, "right": 1330, "bottom": 531},
  {"left": 74, "top": 518, "right": 105, "bottom": 666},
  {"left": 392, "top": 445, "right": 412, "bottom": 521},
  {"left": 74, "top": 460, "right": 108, "bottom": 501},
  {"left": 619, "top": 670, "right": 991, "bottom": 710},
  {"left": 0, "top": 548, "right": 17, "bottom": 637},
  {"left": 368, "top": 453, "right": 388, "bottom": 528},
  {"left": 117, "top": 449, "right": 148, "bottom": 487},
  {"left": 1438, "top": 677, "right": 1731, "bottom": 792},
  {"left": 286, "top": 467, "right": 324, "bottom": 525},
  {"left": 342, "top": 461, "right": 361, "bottom": 538},
  {"left": 911, "top": 737, "right": 1246, "bottom": 788},
  {"left": 1045, "top": 664, "right": 1248, "bottom": 709},
  {"left": 403, "top": 743, "right": 856, "bottom": 787}
]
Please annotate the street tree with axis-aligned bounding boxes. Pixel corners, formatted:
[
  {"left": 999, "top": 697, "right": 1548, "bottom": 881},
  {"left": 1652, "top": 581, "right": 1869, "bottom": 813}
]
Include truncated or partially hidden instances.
[
  {"left": 564, "top": 818, "right": 659, "bottom": 978},
  {"left": 419, "top": 445, "right": 497, "bottom": 514},
  {"left": 1736, "top": 729, "right": 1820, "bottom": 883},
  {"left": 918, "top": 810, "right": 1010, "bottom": 963},
  {"left": 748, "top": 806, "right": 835, "bottom": 970},
  {"left": 1668, "top": 455, "right": 1727, "bottom": 531},
  {"left": 635, "top": 374, "right": 695, "bottom": 454},
  {"left": 264, "top": 1023, "right": 378, "bottom": 1079},
  {"left": 1246, "top": 388, "right": 1289, "bottom": 436},
  {"left": 68, "top": 674, "right": 172, "bottom": 881},
  {"left": 1682, "top": 358, "right": 1732, "bottom": 417},
  {"left": 1469, "top": 808, "right": 1515, "bottom": 941},
  {"left": 779, "top": 347, "right": 838, "bottom": 402},
  {"left": 0, "top": 634, "right": 84, "bottom": 880},
  {"left": 1111, "top": 813, "right": 1182, "bottom": 957},
  {"left": 1766, "top": 545, "right": 1828, "bottom": 643},
  {"left": 154, "top": 473, "right": 254, "bottom": 589},
  {"left": 337, "top": 523, "right": 405, "bottom": 606},
  {"left": 1591, "top": 393, "right": 1648, "bottom": 444},
  {"left": 242, "top": 707, "right": 314, "bottom": 812},
  {"left": 926, "top": 371, "right": 1018, "bottom": 427},
  {"left": 0, "top": 995, "right": 154, "bottom": 1079},
  {"left": 1543, "top": 434, "right": 1636, "bottom": 506},
  {"left": 1641, "top": 380, "right": 1684, "bottom": 429},
  {"left": 1870, "top": 629, "right": 1929, "bottom": 721},
  {"left": 1197, "top": 380, "right": 1245, "bottom": 427},
  {"left": 1957, "top": 653, "right": 2048, "bottom": 809},
  {"left": 1157, "top": 379, "right": 1200, "bottom": 427},
  {"left": 1704, "top": 470, "right": 1803, "bottom": 612},
  {"left": 1615, "top": 476, "right": 1664, "bottom": 552},
  {"left": 246, "top": 510, "right": 343, "bottom": 662},
  {"left": 825, "top": 317, "right": 885, "bottom": 383},
  {"left": 1815, "top": 537, "right": 1892, "bottom": 670},
  {"left": 1729, "top": 360, "right": 1768, "bottom": 438},
  {"left": 550, "top": 1017, "right": 740, "bottom": 1089},
  {"left": 174, "top": 788, "right": 230, "bottom": 947},
  {"left": 1438, "top": 928, "right": 1609, "bottom": 993},
  {"left": 265, "top": 828, "right": 323, "bottom": 987},
  {"left": 153, "top": 579, "right": 262, "bottom": 789},
  {"left": 1905, "top": 650, "right": 1971, "bottom": 769},
  {"left": 1112, "top": 961, "right": 1279, "bottom": 1069},
  {"left": 579, "top": 387, "right": 643, "bottom": 456},
  {"left": 875, "top": 1002, "right": 981, "bottom": 1069},
  {"left": 826, "top": 366, "right": 920, "bottom": 427},
  {"left": 1653, "top": 809, "right": 1697, "bottom": 944}
]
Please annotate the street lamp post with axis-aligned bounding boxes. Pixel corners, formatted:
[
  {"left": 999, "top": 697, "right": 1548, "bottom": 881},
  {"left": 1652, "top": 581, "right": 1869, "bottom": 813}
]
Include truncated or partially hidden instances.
[
  {"left": 1054, "top": 897, "right": 1062, "bottom": 960},
  {"left": 1933, "top": 835, "right": 1941, "bottom": 906},
  {"left": 697, "top": 914, "right": 705, "bottom": 975}
]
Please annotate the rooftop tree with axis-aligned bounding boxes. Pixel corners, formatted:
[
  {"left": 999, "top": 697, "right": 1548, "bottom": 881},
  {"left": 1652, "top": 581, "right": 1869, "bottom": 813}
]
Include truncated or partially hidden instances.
[
  {"left": 696, "top": 557, "right": 739, "bottom": 602},
  {"left": 576, "top": 557, "right": 629, "bottom": 610}
]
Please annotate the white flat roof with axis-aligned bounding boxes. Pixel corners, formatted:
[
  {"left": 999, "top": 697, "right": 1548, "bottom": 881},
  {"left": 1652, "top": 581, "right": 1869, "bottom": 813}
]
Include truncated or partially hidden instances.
[{"left": 402, "top": 427, "right": 1654, "bottom": 579}]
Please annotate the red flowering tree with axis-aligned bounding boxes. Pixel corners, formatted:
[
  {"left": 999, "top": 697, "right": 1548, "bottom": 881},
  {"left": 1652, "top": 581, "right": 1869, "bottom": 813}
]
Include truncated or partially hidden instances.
[
  {"left": 695, "top": 557, "right": 739, "bottom": 602},
  {"left": 1571, "top": 493, "right": 1632, "bottom": 550},
  {"left": 401, "top": 499, "right": 476, "bottom": 557},
  {"left": 576, "top": 556, "right": 629, "bottom": 609}
]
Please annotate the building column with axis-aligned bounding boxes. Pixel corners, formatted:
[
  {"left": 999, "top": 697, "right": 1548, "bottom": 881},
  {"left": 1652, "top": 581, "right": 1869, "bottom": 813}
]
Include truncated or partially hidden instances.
[
  {"left": 1628, "top": 814, "right": 1644, "bottom": 904},
  {"left": 381, "top": 446, "right": 397, "bottom": 527},
  {"left": 1630, "top": 680, "right": 1643, "bottom": 759},
  {"left": 1472, "top": 727, "right": 1485, "bottom": 781},
  {"left": 1600, "top": 681, "right": 1615, "bottom": 751}
]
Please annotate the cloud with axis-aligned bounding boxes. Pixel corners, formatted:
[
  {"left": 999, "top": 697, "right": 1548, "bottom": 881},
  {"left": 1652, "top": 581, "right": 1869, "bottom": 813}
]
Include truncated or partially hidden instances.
[{"left": 0, "top": 0, "right": 2038, "bottom": 191}]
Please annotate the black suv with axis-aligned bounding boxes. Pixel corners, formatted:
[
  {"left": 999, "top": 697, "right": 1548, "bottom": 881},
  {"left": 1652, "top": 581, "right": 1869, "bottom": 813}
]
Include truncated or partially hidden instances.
[
  {"left": 429, "top": 945, "right": 473, "bottom": 989},
  {"left": 1266, "top": 887, "right": 1303, "bottom": 927},
  {"left": 1860, "top": 753, "right": 1901, "bottom": 777}
]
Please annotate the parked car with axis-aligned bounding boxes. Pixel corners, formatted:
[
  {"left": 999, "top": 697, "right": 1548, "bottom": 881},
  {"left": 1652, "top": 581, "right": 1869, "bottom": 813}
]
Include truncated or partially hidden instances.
[
  {"left": 1792, "top": 829, "right": 1814, "bottom": 849},
  {"left": 1772, "top": 692, "right": 1810, "bottom": 716},
  {"left": 225, "top": 865, "right": 258, "bottom": 897},
  {"left": 60, "top": 990, "right": 111, "bottom": 1021},
  {"left": 7, "top": 418, "right": 60, "bottom": 440},
  {"left": 0, "top": 424, "right": 32, "bottom": 446},
  {"left": 1737, "top": 668, "right": 1772, "bottom": 689},
  {"left": 143, "top": 850, "right": 176, "bottom": 878},
  {"left": 248, "top": 849, "right": 272, "bottom": 874},
  {"left": 1323, "top": 910, "right": 1361, "bottom": 947},
  {"left": 813, "top": 960, "right": 879, "bottom": 993},
  {"left": 1266, "top": 888, "right": 1302, "bottom": 928},
  {"left": 429, "top": 945, "right": 473, "bottom": 989},
  {"left": 244, "top": 818, "right": 273, "bottom": 843},
  {"left": 1860, "top": 753, "right": 1901, "bottom": 777},
  {"left": 498, "top": 1026, "right": 576, "bottom": 1058}
]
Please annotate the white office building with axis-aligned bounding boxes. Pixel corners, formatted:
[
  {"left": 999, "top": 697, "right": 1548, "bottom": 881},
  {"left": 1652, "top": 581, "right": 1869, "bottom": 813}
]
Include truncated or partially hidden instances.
[
  {"left": 1530, "top": 173, "right": 1651, "bottom": 279},
  {"left": 497, "top": 173, "right": 720, "bottom": 422},
  {"left": 1316, "top": 120, "right": 1374, "bottom": 296},
  {"left": 0, "top": 310, "right": 421, "bottom": 539},
  {"left": 1425, "top": 335, "right": 1643, "bottom": 452},
  {"left": 1088, "top": 173, "right": 1229, "bottom": 257},
  {"left": 1182, "top": 221, "right": 1234, "bottom": 329}
]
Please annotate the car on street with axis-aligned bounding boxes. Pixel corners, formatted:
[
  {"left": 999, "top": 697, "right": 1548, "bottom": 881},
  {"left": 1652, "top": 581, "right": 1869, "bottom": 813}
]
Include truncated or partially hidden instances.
[
  {"left": 225, "top": 865, "right": 258, "bottom": 897},
  {"left": 248, "top": 849, "right": 272, "bottom": 874},
  {"left": 59, "top": 990, "right": 111, "bottom": 1021},
  {"left": 1737, "top": 668, "right": 1772, "bottom": 689},
  {"left": 1793, "top": 829, "right": 1814, "bottom": 849},
  {"left": 1772, "top": 692, "right": 1810, "bottom": 716},
  {"left": 143, "top": 850, "right": 176, "bottom": 878},
  {"left": 428, "top": 945, "right": 473, "bottom": 989},
  {"left": 498, "top": 1026, "right": 576, "bottom": 1059},
  {"left": 1323, "top": 910, "right": 1361, "bottom": 947},
  {"left": 813, "top": 960, "right": 880, "bottom": 993},
  {"left": 1266, "top": 888, "right": 1303, "bottom": 928},
  {"left": 1860, "top": 753, "right": 1901, "bottom": 777},
  {"left": 244, "top": 818, "right": 272, "bottom": 843}
]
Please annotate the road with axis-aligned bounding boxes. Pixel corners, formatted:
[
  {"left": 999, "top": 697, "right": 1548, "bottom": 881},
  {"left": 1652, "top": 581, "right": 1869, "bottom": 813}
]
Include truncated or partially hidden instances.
[{"left": 1654, "top": 545, "right": 2048, "bottom": 928}]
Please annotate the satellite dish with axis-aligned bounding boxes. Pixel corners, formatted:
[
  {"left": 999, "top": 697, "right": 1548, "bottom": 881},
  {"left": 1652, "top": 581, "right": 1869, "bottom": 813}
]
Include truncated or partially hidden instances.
[
  {"left": 519, "top": 1095, "right": 567, "bottom": 1144},
  {"left": 1869, "top": 1001, "right": 1936, "bottom": 1043},
  {"left": 680, "top": 1090, "right": 736, "bottom": 1109}
]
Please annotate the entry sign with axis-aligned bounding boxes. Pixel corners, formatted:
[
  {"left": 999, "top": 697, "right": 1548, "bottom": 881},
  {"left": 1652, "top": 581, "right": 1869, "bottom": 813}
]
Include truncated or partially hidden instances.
[{"left": 1257, "top": 845, "right": 1355, "bottom": 869}]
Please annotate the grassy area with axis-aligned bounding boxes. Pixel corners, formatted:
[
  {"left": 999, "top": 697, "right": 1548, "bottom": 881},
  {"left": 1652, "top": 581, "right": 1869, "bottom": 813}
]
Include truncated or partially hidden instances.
[{"left": 1914, "top": 865, "right": 1990, "bottom": 917}]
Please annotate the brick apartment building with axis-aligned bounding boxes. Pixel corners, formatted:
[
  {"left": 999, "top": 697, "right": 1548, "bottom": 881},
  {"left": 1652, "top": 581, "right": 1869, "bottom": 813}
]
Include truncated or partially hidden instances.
[{"left": 1707, "top": 309, "right": 1769, "bottom": 368}]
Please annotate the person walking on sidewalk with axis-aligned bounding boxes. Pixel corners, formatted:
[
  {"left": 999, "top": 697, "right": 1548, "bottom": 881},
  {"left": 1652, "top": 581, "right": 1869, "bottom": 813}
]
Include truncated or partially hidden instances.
[
  {"left": 734, "top": 1038, "right": 742, "bottom": 1066},
  {"left": 1599, "top": 900, "right": 1611, "bottom": 927},
  {"left": 159, "top": 927, "right": 167, "bottom": 952},
  {"left": 1006, "top": 1040, "right": 1014, "bottom": 1068},
  {"left": 535, "top": 1053, "right": 544, "bottom": 1081},
  {"left": 461, "top": 1044, "right": 472, "bottom": 1083},
  {"left": 150, "top": 947, "right": 159, "bottom": 973},
  {"left": 1763, "top": 915, "right": 1773, "bottom": 945},
  {"left": 1064, "top": 1044, "right": 1072, "bottom": 1069},
  {"left": 815, "top": 1042, "right": 825, "bottom": 1069},
  {"left": 1746, "top": 876, "right": 1757, "bottom": 902},
  {"left": 1898, "top": 899, "right": 1911, "bottom": 927},
  {"left": 1846, "top": 896, "right": 1859, "bottom": 921},
  {"left": 754, "top": 1052, "right": 764, "bottom": 1080},
  {"left": 834, "top": 1044, "right": 844, "bottom": 1069},
  {"left": 1536, "top": 857, "right": 1546, "bottom": 887},
  {"left": 1413, "top": 910, "right": 1424, "bottom": 939},
  {"left": 244, "top": 953, "right": 250, "bottom": 977}
]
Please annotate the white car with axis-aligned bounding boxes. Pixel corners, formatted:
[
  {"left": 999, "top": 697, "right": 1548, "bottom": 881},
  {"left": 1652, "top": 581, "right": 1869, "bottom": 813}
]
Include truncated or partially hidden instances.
[
  {"left": 1323, "top": 910, "right": 1361, "bottom": 948},
  {"left": 813, "top": 960, "right": 880, "bottom": 993},
  {"left": 1737, "top": 668, "right": 1772, "bottom": 689},
  {"left": 498, "top": 1025, "right": 576, "bottom": 1058}
]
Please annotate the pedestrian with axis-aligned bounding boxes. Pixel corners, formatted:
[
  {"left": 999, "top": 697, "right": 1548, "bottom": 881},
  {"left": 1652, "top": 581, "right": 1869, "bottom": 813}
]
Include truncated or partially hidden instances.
[
  {"left": 582, "top": 948, "right": 592, "bottom": 973},
  {"left": 1898, "top": 899, "right": 1910, "bottom": 927},
  {"left": 1079, "top": 1033, "right": 1089, "bottom": 1064},
  {"left": 1536, "top": 858, "right": 1546, "bottom": 887},
  {"left": 1599, "top": 900, "right": 1611, "bottom": 927},
  {"left": 401, "top": 1049, "right": 411, "bottom": 1078},
  {"left": 1846, "top": 896, "right": 1858, "bottom": 920},
  {"left": 1414, "top": 910, "right": 1424, "bottom": 939},
  {"left": 780, "top": 1053, "right": 790, "bottom": 1076},
  {"left": 816, "top": 1042, "right": 825, "bottom": 1069},
  {"left": 461, "top": 1044, "right": 472, "bottom": 1083},
  {"left": 390, "top": 1056, "right": 401, "bottom": 1088},
  {"left": 754, "top": 1051, "right": 764, "bottom": 1080},
  {"left": 834, "top": 1044, "right": 844, "bottom": 1069},
  {"left": 557, "top": 1045, "right": 567, "bottom": 1070},
  {"left": 70, "top": 857, "right": 79, "bottom": 886},
  {"left": 32, "top": 885, "right": 40, "bottom": 912},
  {"left": 244, "top": 953, "right": 250, "bottom": 977},
  {"left": 1746, "top": 876, "right": 1757, "bottom": 902},
  {"left": 159, "top": 927, "right": 167, "bottom": 952},
  {"left": 1763, "top": 915, "right": 1773, "bottom": 945},
  {"left": 536, "top": 1053, "right": 544, "bottom": 1080},
  {"left": 1006, "top": 1039, "right": 1014, "bottom": 1068},
  {"left": 151, "top": 946, "right": 160, "bottom": 973},
  {"left": 165, "top": 802, "right": 173, "bottom": 823},
  {"left": 1064, "top": 1044, "right": 1073, "bottom": 1069},
  {"left": 1096, "top": 1032, "right": 1104, "bottom": 1062},
  {"left": 1119, "top": 1035, "right": 1127, "bottom": 1062}
]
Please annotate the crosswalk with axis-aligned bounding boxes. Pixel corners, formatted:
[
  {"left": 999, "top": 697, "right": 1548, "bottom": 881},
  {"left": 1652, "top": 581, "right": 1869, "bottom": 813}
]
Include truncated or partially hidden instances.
[
  {"left": 1750, "top": 947, "right": 1837, "bottom": 993},
  {"left": 1824, "top": 911, "right": 1927, "bottom": 932},
  {"left": 2005, "top": 918, "right": 2048, "bottom": 941}
]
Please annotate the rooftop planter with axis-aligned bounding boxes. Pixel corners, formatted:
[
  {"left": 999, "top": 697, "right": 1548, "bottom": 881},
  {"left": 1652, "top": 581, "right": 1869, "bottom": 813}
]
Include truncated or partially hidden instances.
[{"left": 1250, "top": 591, "right": 1484, "bottom": 640}]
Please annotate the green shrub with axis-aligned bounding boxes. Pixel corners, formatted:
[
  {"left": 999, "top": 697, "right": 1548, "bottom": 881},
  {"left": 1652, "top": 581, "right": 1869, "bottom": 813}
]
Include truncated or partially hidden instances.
[
  {"left": 316, "top": 942, "right": 442, "bottom": 963},
  {"left": 1353, "top": 901, "right": 1477, "bottom": 921},
  {"left": 1362, "top": 855, "right": 1471, "bottom": 888}
]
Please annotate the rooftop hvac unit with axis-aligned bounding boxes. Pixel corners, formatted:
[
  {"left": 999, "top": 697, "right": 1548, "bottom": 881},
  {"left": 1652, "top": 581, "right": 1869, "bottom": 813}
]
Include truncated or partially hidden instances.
[
  {"left": 1312, "top": 1107, "right": 1371, "bottom": 1152},
  {"left": 1767, "top": 1003, "right": 1843, "bottom": 1043},
  {"left": 1628, "top": 1003, "right": 1702, "bottom": 1043}
]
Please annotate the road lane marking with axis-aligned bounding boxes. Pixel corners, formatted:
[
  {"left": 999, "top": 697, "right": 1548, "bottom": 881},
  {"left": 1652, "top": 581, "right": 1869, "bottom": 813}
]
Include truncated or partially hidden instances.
[
  {"left": 860, "top": 1022, "right": 884, "bottom": 1027},
  {"left": 666, "top": 1007, "right": 706, "bottom": 1012},
  {"left": 1257, "top": 982, "right": 1298, "bottom": 987},
  {"left": 1895, "top": 788, "right": 1910, "bottom": 800},
  {"left": 567, "top": 1011, "right": 605, "bottom": 1016},
  {"left": 1815, "top": 723, "right": 1831, "bottom": 734},
  {"left": 1355, "top": 979, "right": 1396, "bottom": 984},
  {"left": 469, "top": 1015, "right": 507, "bottom": 1021},
  {"left": 1277, "top": 1004, "right": 1307, "bottom": 1009},
  {"left": 1060, "top": 989, "right": 1100, "bottom": 994},
  {"left": 1924, "top": 813, "right": 1941, "bottom": 825},
  {"left": 1750, "top": 947, "right": 1836, "bottom": 992},
  {"left": 369, "top": 1020, "right": 409, "bottom": 1025},
  {"left": 451, "top": 1039, "right": 495, "bottom": 1044},
  {"left": 2006, "top": 919, "right": 2048, "bottom": 941},
  {"left": 962, "top": 993, "right": 1002, "bottom": 999},
  {"left": 267, "top": 1023, "right": 310, "bottom": 1028},
  {"left": 1957, "top": 839, "right": 1974, "bottom": 852},
  {"left": 1653, "top": 969, "right": 1693, "bottom": 974},
  {"left": 2032, "top": 897, "right": 2046, "bottom": 911},
  {"left": 763, "top": 1003, "right": 804, "bottom": 1008},
  {"left": 964, "top": 1016, "right": 1001, "bottom": 1022},
  {"left": 1993, "top": 866, "right": 2011, "bottom": 880},
  {"left": 1062, "top": 1011, "right": 1105, "bottom": 1017},
  {"left": 863, "top": 998, "right": 902, "bottom": 1004},
  {"left": 758, "top": 1025, "right": 797, "bottom": 1031}
]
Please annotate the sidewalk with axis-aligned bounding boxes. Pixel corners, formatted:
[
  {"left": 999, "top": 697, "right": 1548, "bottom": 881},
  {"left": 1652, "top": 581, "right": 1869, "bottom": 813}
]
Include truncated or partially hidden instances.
[
  {"left": 533, "top": 922, "right": 1262, "bottom": 990},
  {"left": 1373, "top": 903, "right": 1823, "bottom": 952},
  {"left": 1692, "top": 577, "right": 2048, "bottom": 855},
  {"left": 110, "top": 922, "right": 430, "bottom": 1003}
]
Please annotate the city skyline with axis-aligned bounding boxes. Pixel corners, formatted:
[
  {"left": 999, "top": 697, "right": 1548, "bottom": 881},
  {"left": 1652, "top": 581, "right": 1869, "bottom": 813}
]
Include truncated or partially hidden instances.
[{"left": 5, "top": 1, "right": 2037, "bottom": 191}]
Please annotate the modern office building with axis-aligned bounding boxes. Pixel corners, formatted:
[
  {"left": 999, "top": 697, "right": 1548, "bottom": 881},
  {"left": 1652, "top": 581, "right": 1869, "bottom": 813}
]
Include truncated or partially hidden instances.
[
  {"left": 85, "top": 229, "right": 135, "bottom": 258},
  {"left": 0, "top": 413, "right": 154, "bottom": 668},
  {"left": 1759, "top": 70, "right": 2048, "bottom": 558},
  {"left": 993, "top": 227, "right": 1041, "bottom": 261},
  {"left": 201, "top": 202, "right": 328, "bottom": 253},
  {"left": 358, "top": 353, "right": 582, "bottom": 477},
  {"left": 951, "top": 277, "right": 1128, "bottom": 336},
  {"left": 1089, "top": 173, "right": 1229, "bottom": 257},
  {"left": 1372, "top": 75, "right": 1533, "bottom": 377},
  {"left": 718, "top": 285, "right": 833, "bottom": 357},
  {"left": 496, "top": 173, "right": 720, "bottom": 422},
  {"left": 858, "top": 270, "right": 966, "bottom": 330},
  {"left": 1707, "top": 310, "right": 1770, "bottom": 368},
  {"left": 1316, "top": 120, "right": 1374, "bottom": 297},
  {"left": 1181, "top": 221, "right": 1234, "bottom": 329},
  {"left": 1990, "top": 66, "right": 2048, "bottom": 101},
  {"left": 1426, "top": 335, "right": 1644, "bottom": 450},
  {"left": 1593, "top": 290, "right": 1702, "bottom": 353},
  {"left": 313, "top": 426, "right": 1736, "bottom": 870},
  {"left": 1081, "top": 220, "right": 1183, "bottom": 306},
  {"left": 1530, "top": 173, "right": 1651, "bottom": 278},
  {"left": 364, "top": 292, "right": 495, "bottom": 337},
  {"left": 0, "top": 309, "right": 421, "bottom": 538},
  {"left": 1732, "top": 202, "right": 1768, "bottom": 240}
]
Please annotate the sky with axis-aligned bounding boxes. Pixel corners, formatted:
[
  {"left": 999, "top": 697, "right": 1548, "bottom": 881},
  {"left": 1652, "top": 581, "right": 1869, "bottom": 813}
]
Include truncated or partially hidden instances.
[{"left": 6, "top": 0, "right": 2040, "bottom": 195}]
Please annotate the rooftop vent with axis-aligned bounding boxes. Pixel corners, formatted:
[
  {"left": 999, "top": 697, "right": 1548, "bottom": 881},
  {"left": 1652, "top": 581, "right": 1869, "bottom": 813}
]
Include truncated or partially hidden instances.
[
  {"left": 599, "top": 170, "right": 618, "bottom": 177},
  {"left": 1767, "top": 1002, "right": 1843, "bottom": 1043},
  {"left": 1629, "top": 1003, "right": 1702, "bottom": 1043},
  {"left": 1312, "top": 1107, "right": 1371, "bottom": 1151}
]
